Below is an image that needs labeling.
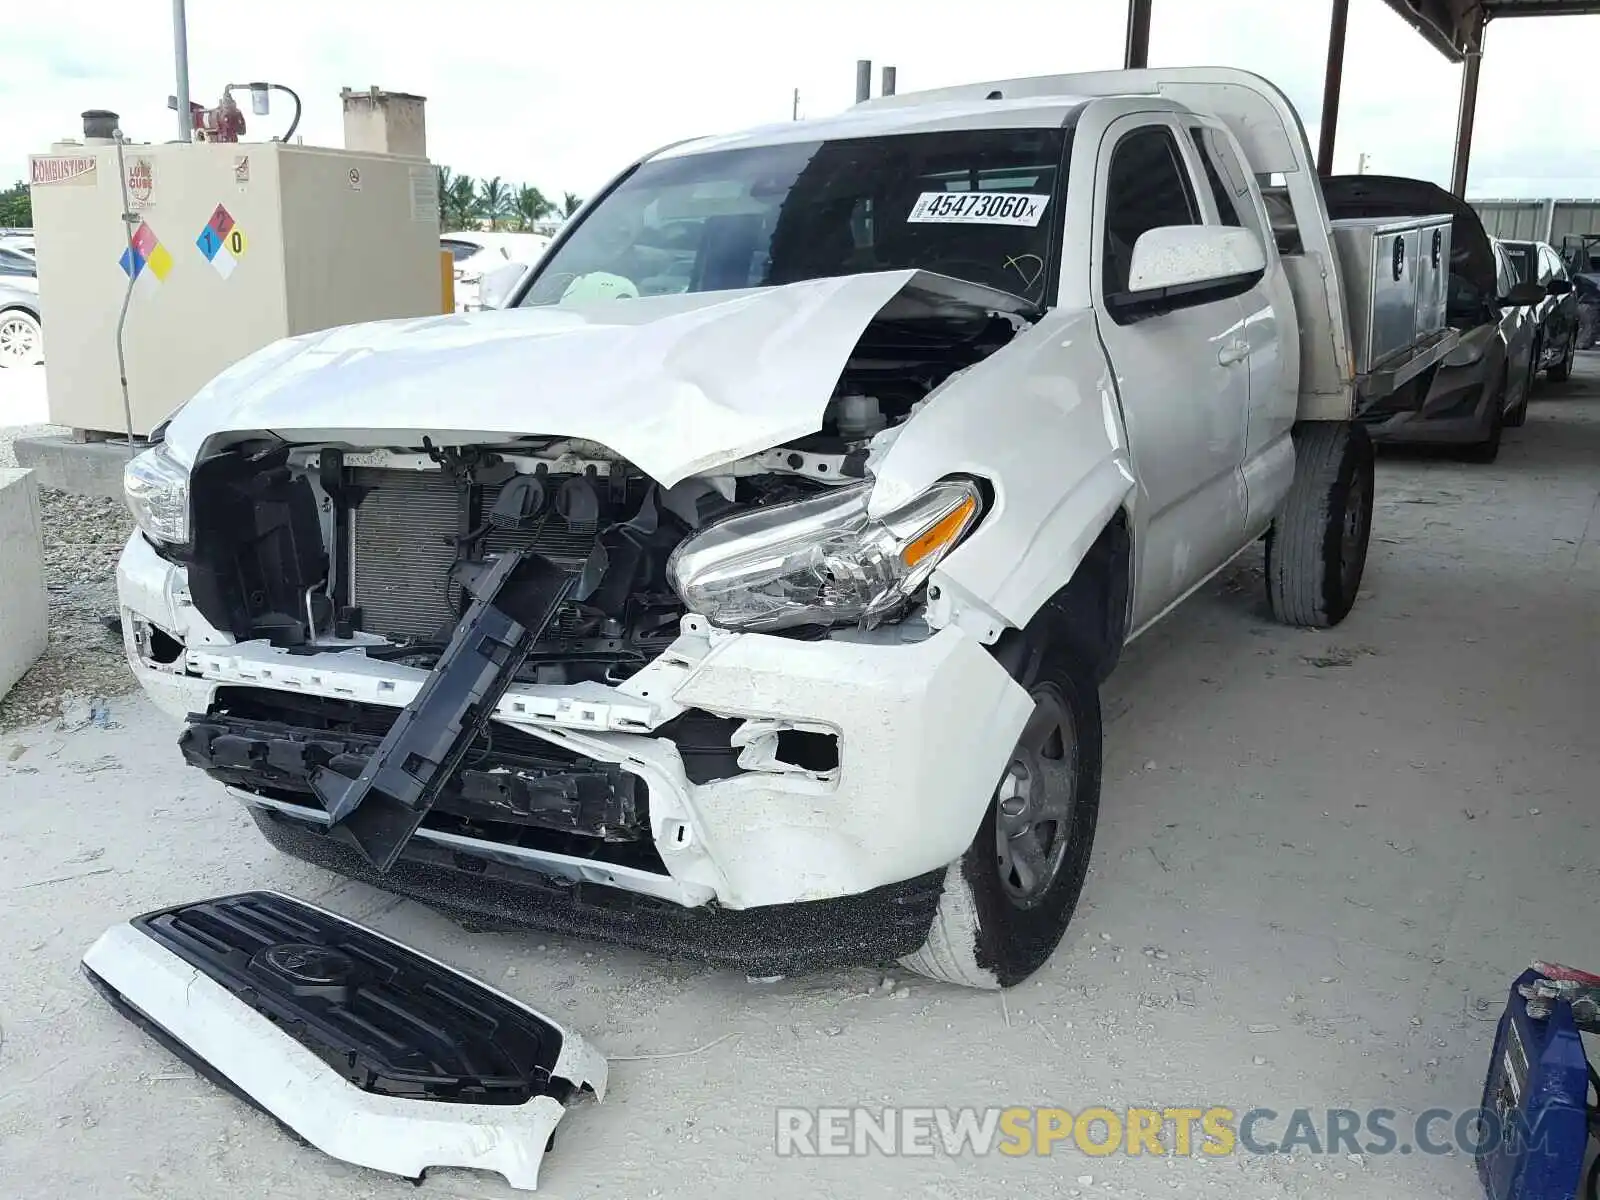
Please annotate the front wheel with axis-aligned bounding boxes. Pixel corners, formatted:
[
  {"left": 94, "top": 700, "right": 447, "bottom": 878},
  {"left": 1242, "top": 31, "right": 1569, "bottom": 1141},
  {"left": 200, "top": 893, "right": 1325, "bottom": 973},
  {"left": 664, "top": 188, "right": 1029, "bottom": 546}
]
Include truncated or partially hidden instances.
[
  {"left": 900, "top": 611, "right": 1102, "bottom": 990},
  {"left": 1507, "top": 349, "right": 1536, "bottom": 428},
  {"left": 1548, "top": 330, "right": 1577, "bottom": 383},
  {"left": 1265, "top": 421, "right": 1374, "bottom": 628},
  {"left": 1458, "top": 372, "right": 1506, "bottom": 463}
]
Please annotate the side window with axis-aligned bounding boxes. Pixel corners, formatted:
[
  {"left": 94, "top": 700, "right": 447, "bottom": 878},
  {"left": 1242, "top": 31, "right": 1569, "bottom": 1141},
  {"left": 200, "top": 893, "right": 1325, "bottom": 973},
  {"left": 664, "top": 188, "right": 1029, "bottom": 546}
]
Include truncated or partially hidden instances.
[
  {"left": 1542, "top": 246, "right": 1567, "bottom": 282},
  {"left": 1535, "top": 246, "right": 1556, "bottom": 286},
  {"left": 1495, "top": 248, "right": 1516, "bottom": 301},
  {"left": 1257, "top": 173, "right": 1304, "bottom": 256},
  {"left": 1103, "top": 125, "right": 1199, "bottom": 296},
  {"left": 1187, "top": 127, "right": 1242, "bottom": 228}
]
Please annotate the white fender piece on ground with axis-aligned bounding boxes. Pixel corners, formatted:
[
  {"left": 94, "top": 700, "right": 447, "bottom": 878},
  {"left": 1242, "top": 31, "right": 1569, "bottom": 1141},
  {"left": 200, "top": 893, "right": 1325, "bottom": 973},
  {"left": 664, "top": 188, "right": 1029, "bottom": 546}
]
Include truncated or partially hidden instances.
[{"left": 81, "top": 891, "right": 606, "bottom": 1190}]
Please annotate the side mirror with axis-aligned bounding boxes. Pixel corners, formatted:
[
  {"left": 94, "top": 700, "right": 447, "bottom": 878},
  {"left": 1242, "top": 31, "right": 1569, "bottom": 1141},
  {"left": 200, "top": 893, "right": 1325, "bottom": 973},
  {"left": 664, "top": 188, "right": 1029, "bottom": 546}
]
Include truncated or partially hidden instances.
[
  {"left": 1111, "top": 226, "right": 1267, "bottom": 319},
  {"left": 478, "top": 260, "right": 530, "bottom": 310},
  {"left": 1547, "top": 278, "right": 1574, "bottom": 296},
  {"left": 1503, "top": 281, "right": 1546, "bottom": 307}
]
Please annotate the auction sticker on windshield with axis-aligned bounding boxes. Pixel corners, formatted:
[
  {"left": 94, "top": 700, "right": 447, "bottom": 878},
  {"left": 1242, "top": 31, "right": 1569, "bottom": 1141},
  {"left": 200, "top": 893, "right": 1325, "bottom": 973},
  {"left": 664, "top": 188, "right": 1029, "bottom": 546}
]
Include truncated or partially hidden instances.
[{"left": 907, "top": 192, "right": 1049, "bottom": 226}]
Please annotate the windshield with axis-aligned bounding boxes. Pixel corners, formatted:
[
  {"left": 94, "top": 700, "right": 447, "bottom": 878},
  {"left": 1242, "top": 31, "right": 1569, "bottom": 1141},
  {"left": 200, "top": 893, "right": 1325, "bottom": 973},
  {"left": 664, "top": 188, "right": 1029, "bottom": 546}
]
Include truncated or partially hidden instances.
[{"left": 519, "top": 128, "right": 1067, "bottom": 308}]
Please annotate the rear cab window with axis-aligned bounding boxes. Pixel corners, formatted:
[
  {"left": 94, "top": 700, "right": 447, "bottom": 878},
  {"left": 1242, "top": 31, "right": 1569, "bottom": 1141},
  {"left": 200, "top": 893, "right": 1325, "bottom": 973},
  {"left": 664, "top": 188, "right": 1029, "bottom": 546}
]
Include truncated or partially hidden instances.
[{"left": 1502, "top": 243, "right": 1536, "bottom": 286}]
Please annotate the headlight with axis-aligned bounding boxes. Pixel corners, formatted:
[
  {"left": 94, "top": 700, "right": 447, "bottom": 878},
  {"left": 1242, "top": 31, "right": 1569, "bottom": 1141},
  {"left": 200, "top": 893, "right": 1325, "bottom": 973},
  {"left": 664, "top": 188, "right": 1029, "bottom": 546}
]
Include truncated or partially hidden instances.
[
  {"left": 667, "top": 479, "right": 983, "bottom": 632},
  {"left": 124, "top": 443, "right": 190, "bottom": 544}
]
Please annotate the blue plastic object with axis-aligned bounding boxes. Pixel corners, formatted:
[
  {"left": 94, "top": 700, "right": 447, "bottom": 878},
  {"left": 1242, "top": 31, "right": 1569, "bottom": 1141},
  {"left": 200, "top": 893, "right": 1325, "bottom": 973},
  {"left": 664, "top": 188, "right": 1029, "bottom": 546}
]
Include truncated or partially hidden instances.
[{"left": 1477, "top": 968, "right": 1590, "bottom": 1200}]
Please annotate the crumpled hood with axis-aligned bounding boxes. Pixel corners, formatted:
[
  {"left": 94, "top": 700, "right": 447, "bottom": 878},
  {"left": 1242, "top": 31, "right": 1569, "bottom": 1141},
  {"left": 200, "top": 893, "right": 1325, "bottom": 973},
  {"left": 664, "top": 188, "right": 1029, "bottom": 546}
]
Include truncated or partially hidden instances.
[{"left": 162, "top": 269, "right": 1029, "bottom": 487}]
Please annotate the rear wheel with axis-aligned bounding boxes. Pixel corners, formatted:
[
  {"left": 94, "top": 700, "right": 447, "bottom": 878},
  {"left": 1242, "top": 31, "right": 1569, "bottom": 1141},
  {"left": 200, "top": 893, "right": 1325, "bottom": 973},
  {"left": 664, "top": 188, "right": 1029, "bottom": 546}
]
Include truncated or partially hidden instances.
[
  {"left": 900, "top": 608, "right": 1102, "bottom": 990},
  {"left": 1265, "top": 421, "right": 1374, "bottom": 628},
  {"left": 0, "top": 309, "right": 42, "bottom": 367}
]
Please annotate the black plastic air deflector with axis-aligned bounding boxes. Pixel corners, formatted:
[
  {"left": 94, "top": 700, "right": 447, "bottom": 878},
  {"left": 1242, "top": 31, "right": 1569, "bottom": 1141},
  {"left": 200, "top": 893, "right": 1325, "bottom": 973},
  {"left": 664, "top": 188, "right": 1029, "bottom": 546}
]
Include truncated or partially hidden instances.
[
  {"left": 313, "top": 551, "right": 573, "bottom": 872},
  {"left": 109, "top": 891, "right": 570, "bottom": 1105}
]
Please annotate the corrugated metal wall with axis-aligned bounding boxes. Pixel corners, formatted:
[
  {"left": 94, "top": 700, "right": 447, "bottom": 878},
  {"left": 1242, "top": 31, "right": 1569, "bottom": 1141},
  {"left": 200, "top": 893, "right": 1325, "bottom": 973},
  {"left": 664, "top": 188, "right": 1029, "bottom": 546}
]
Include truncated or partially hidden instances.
[
  {"left": 1470, "top": 199, "right": 1600, "bottom": 242},
  {"left": 1550, "top": 201, "right": 1600, "bottom": 244}
]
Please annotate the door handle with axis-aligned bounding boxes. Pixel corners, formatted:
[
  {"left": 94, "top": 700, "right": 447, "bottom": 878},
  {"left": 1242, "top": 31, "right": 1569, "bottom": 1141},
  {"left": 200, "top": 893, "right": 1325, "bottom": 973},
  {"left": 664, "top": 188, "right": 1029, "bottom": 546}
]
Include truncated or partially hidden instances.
[{"left": 1218, "top": 340, "right": 1249, "bottom": 367}]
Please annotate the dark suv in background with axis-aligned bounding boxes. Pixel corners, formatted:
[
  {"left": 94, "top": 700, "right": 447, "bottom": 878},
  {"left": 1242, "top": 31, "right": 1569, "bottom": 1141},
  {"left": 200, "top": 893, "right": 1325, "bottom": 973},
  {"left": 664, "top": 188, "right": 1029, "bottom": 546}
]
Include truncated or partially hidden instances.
[{"left": 1499, "top": 239, "right": 1579, "bottom": 380}]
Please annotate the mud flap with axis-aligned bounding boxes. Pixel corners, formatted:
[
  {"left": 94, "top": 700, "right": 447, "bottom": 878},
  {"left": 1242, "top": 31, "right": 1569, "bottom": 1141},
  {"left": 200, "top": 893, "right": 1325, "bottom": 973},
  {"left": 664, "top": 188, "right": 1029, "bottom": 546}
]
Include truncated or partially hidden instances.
[
  {"left": 81, "top": 891, "right": 606, "bottom": 1190},
  {"left": 313, "top": 550, "right": 573, "bottom": 871}
]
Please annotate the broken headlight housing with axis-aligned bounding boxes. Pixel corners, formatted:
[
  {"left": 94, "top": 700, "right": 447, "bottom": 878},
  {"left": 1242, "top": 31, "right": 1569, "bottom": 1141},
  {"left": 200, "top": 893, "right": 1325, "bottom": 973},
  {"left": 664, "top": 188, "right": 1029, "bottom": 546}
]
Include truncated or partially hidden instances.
[
  {"left": 123, "top": 443, "right": 190, "bottom": 545},
  {"left": 667, "top": 478, "right": 983, "bottom": 632}
]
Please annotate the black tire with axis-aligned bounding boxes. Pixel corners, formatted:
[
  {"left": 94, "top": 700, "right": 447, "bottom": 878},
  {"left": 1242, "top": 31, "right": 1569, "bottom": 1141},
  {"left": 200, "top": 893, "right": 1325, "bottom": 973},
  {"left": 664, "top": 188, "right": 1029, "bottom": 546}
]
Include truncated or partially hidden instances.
[
  {"left": 900, "top": 607, "right": 1102, "bottom": 990},
  {"left": 1458, "top": 372, "right": 1506, "bottom": 463},
  {"left": 1506, "top": 351, "right": 1534, "bottom": 428},
  {"left": 1548, "top": 331, "right": 1576, "bottom": 383},
  {"left": 1265, "top": 421, "right": 1374, "bottom": 629}
]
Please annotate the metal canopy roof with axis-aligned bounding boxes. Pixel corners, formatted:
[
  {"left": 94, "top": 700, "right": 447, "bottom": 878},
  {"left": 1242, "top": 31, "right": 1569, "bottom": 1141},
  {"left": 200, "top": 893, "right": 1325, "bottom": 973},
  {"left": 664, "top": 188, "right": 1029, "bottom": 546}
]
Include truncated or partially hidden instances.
[{"left": 1381, "top": 0, "right": 1600, "bottom": 58}]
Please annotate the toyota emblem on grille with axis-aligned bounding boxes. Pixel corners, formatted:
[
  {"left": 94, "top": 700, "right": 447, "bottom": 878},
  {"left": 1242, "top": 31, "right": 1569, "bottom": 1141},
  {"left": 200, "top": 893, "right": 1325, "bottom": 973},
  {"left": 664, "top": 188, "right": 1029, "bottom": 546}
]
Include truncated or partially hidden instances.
[{"left": 262, "top": 942, "right": 355, "bottom": 985}]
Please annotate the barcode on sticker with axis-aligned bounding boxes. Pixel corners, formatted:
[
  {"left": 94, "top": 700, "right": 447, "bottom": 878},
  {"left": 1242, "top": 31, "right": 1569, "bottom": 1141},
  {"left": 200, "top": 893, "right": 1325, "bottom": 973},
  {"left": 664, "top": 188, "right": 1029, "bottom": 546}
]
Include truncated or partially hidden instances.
[{"left": 907, "top": 192, "right": 1049, "bottom": 226}]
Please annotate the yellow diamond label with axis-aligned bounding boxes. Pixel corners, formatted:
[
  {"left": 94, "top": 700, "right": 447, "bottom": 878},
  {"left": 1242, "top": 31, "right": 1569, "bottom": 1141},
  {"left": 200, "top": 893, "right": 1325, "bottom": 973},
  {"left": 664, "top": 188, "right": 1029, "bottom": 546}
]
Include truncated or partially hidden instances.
[{"left": 146, "top": 243, "right": 174, "bottom": 281}]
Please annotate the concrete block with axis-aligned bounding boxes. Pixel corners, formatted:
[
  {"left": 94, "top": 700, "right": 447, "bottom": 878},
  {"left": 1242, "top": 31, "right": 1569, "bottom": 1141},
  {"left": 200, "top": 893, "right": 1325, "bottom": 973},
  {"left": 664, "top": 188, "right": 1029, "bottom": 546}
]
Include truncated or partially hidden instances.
[
  {"left": 12, "top": 435, "right": 132, "bottom": 501},
  {"left": 0, "top": 468, "right": 49, "bottom": 701}
]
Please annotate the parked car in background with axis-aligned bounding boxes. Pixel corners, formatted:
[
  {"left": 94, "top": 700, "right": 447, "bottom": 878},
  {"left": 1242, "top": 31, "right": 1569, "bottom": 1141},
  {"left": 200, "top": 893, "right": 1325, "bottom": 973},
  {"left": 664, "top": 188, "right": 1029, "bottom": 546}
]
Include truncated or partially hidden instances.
[
  {"left": 440, "top": 231, "right": 551, "bottom": 311},
  {"left": 1562, "top": 234, "right": 1600, "bottom": 349},
  {"left": 1322, "top": 176, "right": 1539, "bottom": 461},
  {"left": 0, "top": 231, "right": 35, "bottom": 259},
  {"left": 1498, "top": 238, "right": 1578, "bottom": 381},
  {"left": 476, "top": 258, "right": 533, "bottom": 310},
  {"left": 0, "top": 279, "right": 43, "bottom": 367},
  {"left": 0, "top": 244, "right": 38, "bottom": 294},
  {"left": 1490, "top": 240, "right": 1543, "bottom": 427}
]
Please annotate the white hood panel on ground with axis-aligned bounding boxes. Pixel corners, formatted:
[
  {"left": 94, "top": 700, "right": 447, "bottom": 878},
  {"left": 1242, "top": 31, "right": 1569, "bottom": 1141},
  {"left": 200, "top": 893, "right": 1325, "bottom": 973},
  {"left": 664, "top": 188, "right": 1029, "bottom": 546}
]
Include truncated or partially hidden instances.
[{"left": 162, "top": 270, "right": 1024, "bottom": 486}]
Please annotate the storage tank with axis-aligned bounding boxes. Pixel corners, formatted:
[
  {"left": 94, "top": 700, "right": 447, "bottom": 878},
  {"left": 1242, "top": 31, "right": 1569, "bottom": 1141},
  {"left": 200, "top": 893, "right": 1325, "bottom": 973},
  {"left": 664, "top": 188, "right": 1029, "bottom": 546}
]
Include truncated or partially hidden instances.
[{"left": 28, "top": 94, "right": 442, "bottom": 437}]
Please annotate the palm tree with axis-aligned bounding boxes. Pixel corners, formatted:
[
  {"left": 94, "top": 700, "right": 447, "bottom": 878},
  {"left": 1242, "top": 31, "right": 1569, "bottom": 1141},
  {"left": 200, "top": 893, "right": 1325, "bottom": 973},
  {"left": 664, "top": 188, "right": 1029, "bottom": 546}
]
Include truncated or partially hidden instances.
[
  {"left": 446, "top": 174, "right": 478, "bottom": 230},
  {"left": 478, "top": 176, "right": 511, "bottom": 230},
  {"left": 514, "top": 185, "right": 554, "bottom": 231},
  {"left": 561, "top": 191, "right": 584, "bottom": 219},
  {"left": 435, "top": 166, "right": 453, "bottom": 230}
]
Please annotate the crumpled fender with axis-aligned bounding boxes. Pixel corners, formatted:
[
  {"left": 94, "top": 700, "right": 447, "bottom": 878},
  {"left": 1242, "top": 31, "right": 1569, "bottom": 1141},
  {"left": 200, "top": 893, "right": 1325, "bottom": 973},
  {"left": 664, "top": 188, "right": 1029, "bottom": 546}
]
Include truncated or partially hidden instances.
[{"left": 867, "top": 308, "right": 1135, "bottom": 638}]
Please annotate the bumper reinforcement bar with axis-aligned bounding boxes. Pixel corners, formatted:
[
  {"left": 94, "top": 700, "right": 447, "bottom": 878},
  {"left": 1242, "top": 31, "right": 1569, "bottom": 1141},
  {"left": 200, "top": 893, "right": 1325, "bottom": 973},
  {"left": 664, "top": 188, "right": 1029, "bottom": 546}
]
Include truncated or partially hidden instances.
[
  {"left": 181, "top": 712, "right": 647, "bottom": 840},
  {"left": 313, "top": 550, "right": 574, "bottom": 871}
]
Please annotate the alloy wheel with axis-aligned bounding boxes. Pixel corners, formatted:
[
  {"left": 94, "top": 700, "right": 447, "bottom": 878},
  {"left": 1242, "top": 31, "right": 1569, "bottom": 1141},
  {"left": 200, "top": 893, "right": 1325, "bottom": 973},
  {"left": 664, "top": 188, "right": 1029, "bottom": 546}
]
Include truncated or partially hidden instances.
[{"left": 0, "top": 313, "right": 40, "bottom": 366}]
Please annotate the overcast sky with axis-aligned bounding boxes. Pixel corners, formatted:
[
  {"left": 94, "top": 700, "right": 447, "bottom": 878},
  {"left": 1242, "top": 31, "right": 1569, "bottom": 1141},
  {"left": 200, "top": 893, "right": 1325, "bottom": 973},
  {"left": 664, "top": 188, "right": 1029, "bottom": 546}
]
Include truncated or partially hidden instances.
[{"left": 4, "top": 0, "right": 1599, "bottom": 201}]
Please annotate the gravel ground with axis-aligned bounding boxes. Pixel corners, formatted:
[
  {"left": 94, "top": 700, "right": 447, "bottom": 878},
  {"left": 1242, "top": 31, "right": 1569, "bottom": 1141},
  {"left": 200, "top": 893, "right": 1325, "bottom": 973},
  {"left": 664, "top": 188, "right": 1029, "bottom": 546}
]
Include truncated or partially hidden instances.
[
  {"left": 0, "top": 360, "right": 1597, "bottom": 1199},
  {"left": 0, "top": 366, "right": 134, "bottom": 729}
]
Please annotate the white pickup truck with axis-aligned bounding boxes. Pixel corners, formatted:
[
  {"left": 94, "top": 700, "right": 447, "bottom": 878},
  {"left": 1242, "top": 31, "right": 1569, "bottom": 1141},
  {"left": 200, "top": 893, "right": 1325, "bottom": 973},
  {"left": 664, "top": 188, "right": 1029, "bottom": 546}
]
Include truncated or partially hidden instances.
[{"left": 117, "top": 68, "right": 1446, "bottom": 990}]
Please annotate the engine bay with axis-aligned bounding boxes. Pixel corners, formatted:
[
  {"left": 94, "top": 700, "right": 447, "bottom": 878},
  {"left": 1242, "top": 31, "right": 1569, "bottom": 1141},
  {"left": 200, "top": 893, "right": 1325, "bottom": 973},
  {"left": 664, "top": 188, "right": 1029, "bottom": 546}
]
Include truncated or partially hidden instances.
[{"left": 174, "top": 307, "right": 1021, "bottom": 684}]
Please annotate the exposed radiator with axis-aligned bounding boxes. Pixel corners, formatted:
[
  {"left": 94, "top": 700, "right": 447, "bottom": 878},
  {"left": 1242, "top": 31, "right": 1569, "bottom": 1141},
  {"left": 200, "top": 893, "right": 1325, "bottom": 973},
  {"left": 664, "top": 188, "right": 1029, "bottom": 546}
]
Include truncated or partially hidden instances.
[{"left": 346, "top": 468, "right": 608, "bottom": 641}]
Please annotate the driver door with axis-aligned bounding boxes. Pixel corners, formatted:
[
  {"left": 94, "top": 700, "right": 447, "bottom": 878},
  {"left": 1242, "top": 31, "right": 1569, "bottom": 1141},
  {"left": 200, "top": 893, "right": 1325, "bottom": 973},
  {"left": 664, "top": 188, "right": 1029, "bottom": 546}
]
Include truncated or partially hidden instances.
[{"left": 1090, "top": 116, "right": 1251, "bottom": 630}]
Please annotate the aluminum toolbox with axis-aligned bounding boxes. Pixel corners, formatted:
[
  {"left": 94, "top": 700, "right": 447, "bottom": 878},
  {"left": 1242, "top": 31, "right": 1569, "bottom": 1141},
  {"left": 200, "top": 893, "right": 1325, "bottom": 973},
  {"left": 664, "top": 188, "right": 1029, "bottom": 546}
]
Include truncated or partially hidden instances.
[{"left": 1331, "top": 213, "right": 1453, "bottom": 375}]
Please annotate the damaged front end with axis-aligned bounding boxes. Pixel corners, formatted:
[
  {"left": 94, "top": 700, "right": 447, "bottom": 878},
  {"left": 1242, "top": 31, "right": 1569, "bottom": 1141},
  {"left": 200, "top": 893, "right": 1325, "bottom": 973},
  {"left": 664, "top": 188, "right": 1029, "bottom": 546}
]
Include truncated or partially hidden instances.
[{"left": 119, "top": 272, "right": 1038, "bottom": 960}]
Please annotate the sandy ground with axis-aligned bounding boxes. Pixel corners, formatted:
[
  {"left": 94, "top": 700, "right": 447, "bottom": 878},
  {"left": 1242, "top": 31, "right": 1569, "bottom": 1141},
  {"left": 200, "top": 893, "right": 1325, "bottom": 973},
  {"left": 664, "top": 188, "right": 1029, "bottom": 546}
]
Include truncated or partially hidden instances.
[{"left": 1, "top": 361, "right": 1597, "bottom": 1200}]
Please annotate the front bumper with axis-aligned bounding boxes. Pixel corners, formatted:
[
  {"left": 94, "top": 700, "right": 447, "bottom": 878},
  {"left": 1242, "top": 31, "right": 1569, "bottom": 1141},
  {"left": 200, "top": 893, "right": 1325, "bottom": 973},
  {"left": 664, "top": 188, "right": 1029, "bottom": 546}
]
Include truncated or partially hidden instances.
[{"left": 118, "top": 534, "right": 1032, "bottom": 913}]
